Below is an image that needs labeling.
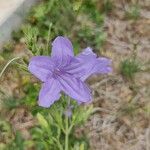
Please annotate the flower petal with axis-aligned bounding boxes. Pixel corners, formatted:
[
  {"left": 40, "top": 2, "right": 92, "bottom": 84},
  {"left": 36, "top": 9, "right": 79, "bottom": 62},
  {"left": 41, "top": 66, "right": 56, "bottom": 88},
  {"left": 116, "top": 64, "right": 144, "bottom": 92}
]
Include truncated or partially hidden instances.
[
  {"left": 52, "top": 54, "right": 72, "bottom": 69},
  {"left": 65, "top": 47, "right": 112, "bottom": 81},
  {"left": 28, "top": 56, "right": 55, "bottom": 82},
  {"left": 57, "top": 73, "right": 92, "bottom": 103},
  {"left": 51, "top": 36, "right": 74, "bottom": 59},
  {"left": 64, "top": 47, "right": 95, "bottom": 77},
  {"left": 38, "top": 78, "right": 61, "bottom": 108}
]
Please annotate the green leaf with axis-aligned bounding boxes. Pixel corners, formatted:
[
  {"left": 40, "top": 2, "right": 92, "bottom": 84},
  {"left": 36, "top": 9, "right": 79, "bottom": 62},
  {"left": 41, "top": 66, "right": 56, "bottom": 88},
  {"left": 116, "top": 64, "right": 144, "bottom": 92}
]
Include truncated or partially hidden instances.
[{"left": 37, "top": 113, "right": 49, "bottom": 129}]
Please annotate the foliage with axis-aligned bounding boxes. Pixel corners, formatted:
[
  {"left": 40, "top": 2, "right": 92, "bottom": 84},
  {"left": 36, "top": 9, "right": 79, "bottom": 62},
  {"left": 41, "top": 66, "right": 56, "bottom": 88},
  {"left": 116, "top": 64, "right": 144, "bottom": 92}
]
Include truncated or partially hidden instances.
[
  {"left": 120, "top": 58, "right": 140, "bottom": 79},
  {"left": 0, "top": 119, "right": 28, "bottom": 150},
  {"left": 11, "top": 0, "right": 107, "bottom": 52},
  {"left": 125, "top": 4, "right": 140, "bottom": 20},
  {"left": 5, "top": 131, "right": 26, "bottom": 150},
  {"left": 102, "top": 0, "right": 114, "bottom": 14},
  {"left": 30, "top": 97, "right": 93, "bottom": 150}
]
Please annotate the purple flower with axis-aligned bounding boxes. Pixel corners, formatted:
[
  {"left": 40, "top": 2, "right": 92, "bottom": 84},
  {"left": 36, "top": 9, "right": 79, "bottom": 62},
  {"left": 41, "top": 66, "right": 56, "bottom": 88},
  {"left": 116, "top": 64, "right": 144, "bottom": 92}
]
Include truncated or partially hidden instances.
[{"left": 28, "top": 36, "right": 112, "bottom": 108}]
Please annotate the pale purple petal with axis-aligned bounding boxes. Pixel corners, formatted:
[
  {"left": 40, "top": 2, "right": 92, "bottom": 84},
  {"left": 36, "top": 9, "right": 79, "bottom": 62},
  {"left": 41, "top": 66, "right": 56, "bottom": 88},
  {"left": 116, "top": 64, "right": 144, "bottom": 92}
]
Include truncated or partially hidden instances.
[
  {"left": 63, "top": 57, "right": 86, "bottom": 78},
  {"left": 80, "top": 57, "right": 112, "bottom": 81},
  {"left": 38, "top": 78, "right": 61, "bottom": 107},
  {"left": 51, "top": 36, "right": 74, "bottom": 58},
  {"left": 63, "top": 47, "right": 96, "bottom": 79},
  {"left": 57, "top": 73, "right": 92, "bottom": 103},
  {"left": 28, "top": 56, "right": 55, "bottom": 82},
  {"left": 52, "top": 55, "right": 72, "bottom": 69},
  {"left": 93, "top": 57, "right": 112, "bottom": 73},
  {"left": 65, "top": 47, "right": 112, "bottom": 81}
]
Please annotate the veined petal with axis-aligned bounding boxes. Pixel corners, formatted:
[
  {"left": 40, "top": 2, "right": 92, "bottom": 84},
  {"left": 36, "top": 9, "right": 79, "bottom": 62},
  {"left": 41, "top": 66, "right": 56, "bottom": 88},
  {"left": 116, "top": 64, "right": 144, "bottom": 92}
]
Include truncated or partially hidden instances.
[
  {"left": 94, "top": 57, "right": 112, "bottom": 73},
  {"left": 63, "top": 47, "right": 96, "bottom": 79},
  {"left": 38, "top": 78, "right": 61, "bottom": 108},
  {"left": 63, "top": 58, "right": 86, "bottom": 78},
  {"left": 28, "top": 56, "right": 55, "bottom": 82},
  {"left": 51, "top": 36, "right": 74, "bottom": 60},
  {"left": 65, "top": 47, "right": 112, "bottom": 81},
  {"left": 52, "top": 54, "right": 72, "bottom": 69},
  {"left": 57, "top": 73, "right": 92, "bottom": 103},
  {"left": 80, "top": 57, "right": 112, "bottom": 81}
]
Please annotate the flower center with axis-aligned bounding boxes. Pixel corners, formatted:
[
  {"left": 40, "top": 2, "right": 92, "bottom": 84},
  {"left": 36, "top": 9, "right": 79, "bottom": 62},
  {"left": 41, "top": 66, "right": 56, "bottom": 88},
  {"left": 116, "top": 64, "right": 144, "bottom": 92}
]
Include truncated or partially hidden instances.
[{"left": 54, "top": 68, "right": 61, "bottom": 76}]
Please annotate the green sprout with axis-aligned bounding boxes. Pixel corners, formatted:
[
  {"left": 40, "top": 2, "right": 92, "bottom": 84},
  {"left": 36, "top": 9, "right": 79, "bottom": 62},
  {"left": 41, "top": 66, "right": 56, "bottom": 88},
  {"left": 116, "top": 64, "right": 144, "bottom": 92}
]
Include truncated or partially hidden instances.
[
  {"left": 125, "top": 4, "right": 140, "bottom": 20},
  {"left": 120, "top": 58, "right": 140, "bottom": 79},
  {"left": 103, "top": 0, "right": 114, "bottom": 14}
]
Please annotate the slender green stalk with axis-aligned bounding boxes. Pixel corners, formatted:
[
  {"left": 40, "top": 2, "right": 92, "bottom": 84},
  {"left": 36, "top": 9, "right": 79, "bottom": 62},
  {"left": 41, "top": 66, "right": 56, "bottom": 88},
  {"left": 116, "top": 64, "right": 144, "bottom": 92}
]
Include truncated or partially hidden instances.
[
  {"left": 0, "top": 57, "right": 20, "bottom": 78},
  {"left": 65, "top": 114, "right": 69, "bottom": 150},
  {"left": 46, "top": 23, "right": 52, "bottom": 55},
  {"left": 52, "top": 137, "right": 63, "bottom": 150},
  {"left": 65, "top": 96, "right": 71, "bottom": 150}
]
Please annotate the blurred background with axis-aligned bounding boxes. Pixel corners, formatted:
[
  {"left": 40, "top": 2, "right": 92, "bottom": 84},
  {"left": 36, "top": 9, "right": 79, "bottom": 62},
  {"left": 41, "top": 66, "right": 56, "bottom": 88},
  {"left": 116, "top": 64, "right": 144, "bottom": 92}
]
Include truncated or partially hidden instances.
[{"left": 0, "top": 0, "right": 150, "bottom": 150}]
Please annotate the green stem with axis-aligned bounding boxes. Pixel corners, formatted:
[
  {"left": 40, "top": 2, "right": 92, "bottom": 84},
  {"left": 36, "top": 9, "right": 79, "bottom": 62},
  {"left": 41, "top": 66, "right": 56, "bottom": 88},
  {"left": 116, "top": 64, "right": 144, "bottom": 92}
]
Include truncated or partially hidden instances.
[
  {"left": 0, "top": 57, "right": 20, "bottom": 78},
  {"left": 65, "top": 115, "right": 69, "bottom": 150},
  {"left": 65, "top": 96, "right": 71, "bottom": 150},
  {"left": 46, "top": 23, "right": 52, "bottom": 55},
  {"left": 52, "top": 137, "right": 63, "bottom": 150}
]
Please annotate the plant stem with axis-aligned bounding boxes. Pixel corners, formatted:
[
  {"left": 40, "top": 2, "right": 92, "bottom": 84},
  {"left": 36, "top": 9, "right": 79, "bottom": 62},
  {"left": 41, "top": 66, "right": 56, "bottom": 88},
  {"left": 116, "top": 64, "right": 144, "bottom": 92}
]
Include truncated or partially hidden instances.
[
  {"left": 65, "top": 115, "right": 69, "bottom": 150},
  {"left": 46, "top": 23, "right": 52, "bottom": 55},
  {"left": 65, "top": 96, "right": 71, "bottom": 150},
  {"left": 52, "top": 137, "right": 63, "bottom": 150},
  {"left": 0, "top": 57, "right": 20, "bottom": 78}
]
